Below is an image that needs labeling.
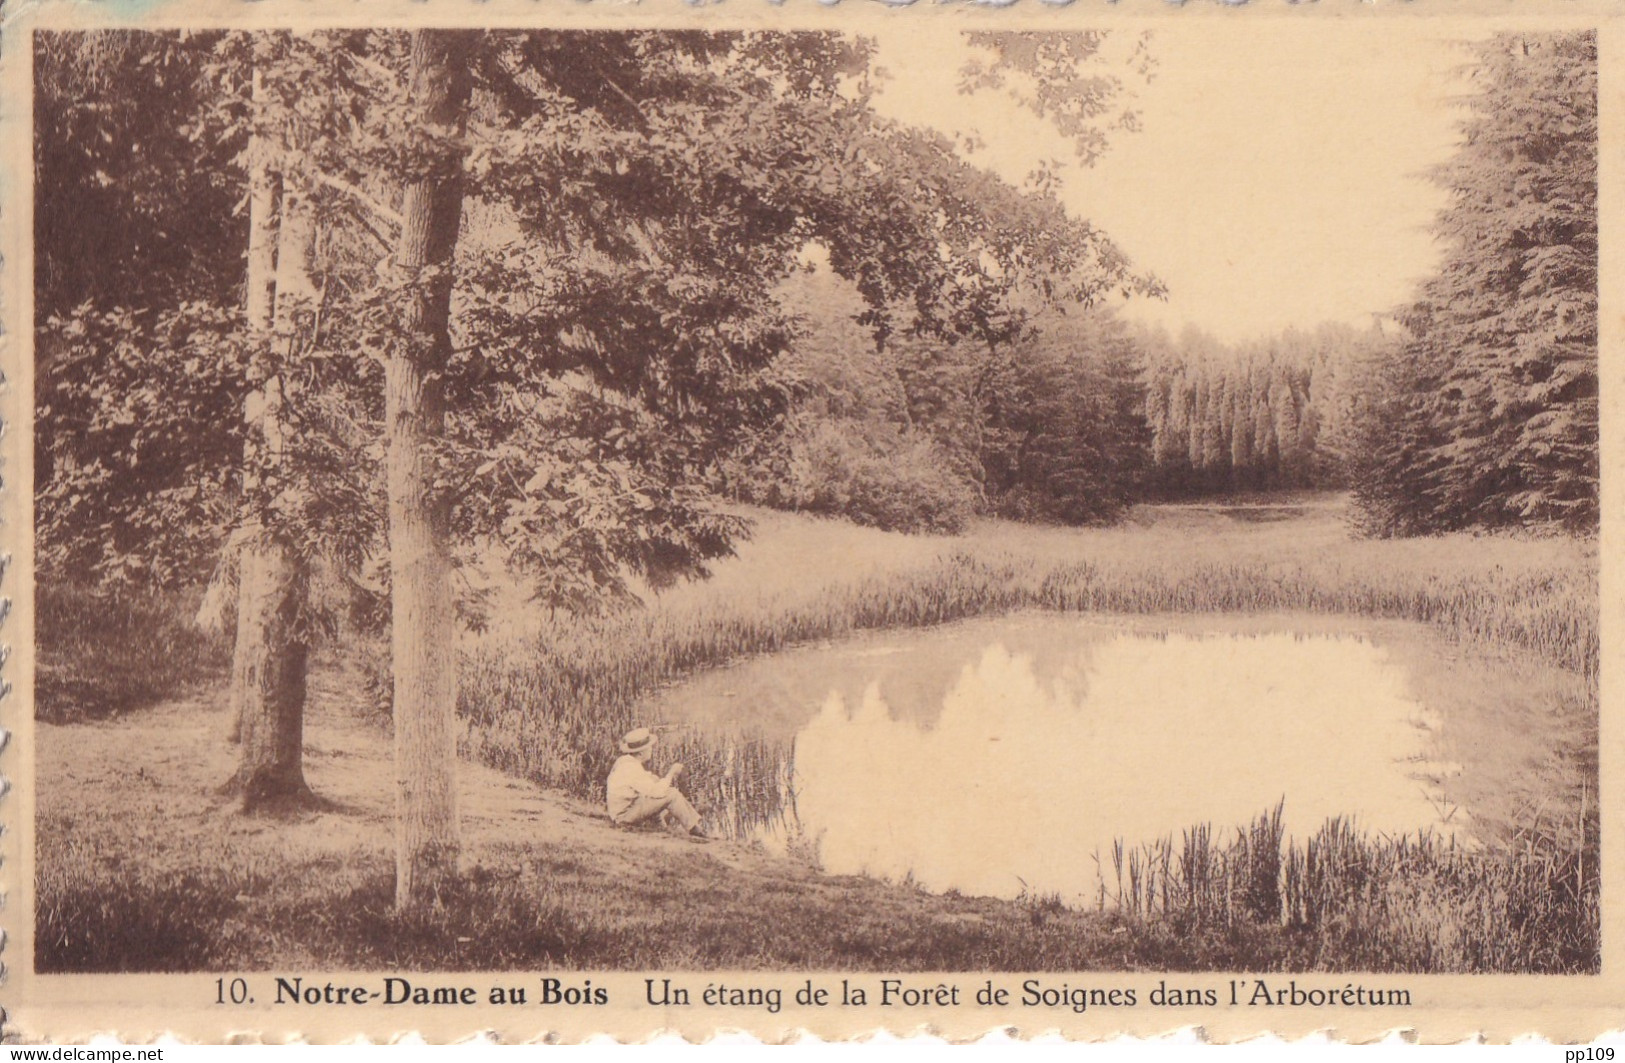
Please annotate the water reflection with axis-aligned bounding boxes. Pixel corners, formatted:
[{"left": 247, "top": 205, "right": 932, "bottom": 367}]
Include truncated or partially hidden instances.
[
  {"left": 659, "top": 619, "right": 1458, "bottom": 905},
  {"left": 785, "top": 633, "right": 1447, "bottom": 903}
]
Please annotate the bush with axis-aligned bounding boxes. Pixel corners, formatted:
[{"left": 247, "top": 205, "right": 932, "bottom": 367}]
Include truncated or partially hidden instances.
[
  {"left": 782, "top": 418, "right": 976, "bottom": 534},
  {"left": 36, "top": 582, "right": 228, "bottom": 722}
]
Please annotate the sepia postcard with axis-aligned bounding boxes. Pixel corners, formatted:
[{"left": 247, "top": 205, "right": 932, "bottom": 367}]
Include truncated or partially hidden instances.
[{"left": 3, "top": 0, "right": 1621, "bottom": 1045}]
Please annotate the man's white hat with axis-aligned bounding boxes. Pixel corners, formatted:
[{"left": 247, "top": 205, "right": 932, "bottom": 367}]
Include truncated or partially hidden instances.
[{"left": 619, "top": 727, "right": 656, "bottom": 754}]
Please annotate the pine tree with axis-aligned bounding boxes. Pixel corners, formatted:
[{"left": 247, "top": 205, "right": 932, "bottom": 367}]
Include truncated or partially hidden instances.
[{"left": 1355, "top": 31, "right": 1597, "bottom": 534}]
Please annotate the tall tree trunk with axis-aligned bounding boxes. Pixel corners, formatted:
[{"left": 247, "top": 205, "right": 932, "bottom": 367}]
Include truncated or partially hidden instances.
[
  {"left": 389, "top": 29, "right": 472, "bottom": 908},
  {"left": 244, "top": 70, "right": 280, "bottom": 332},
  {"left": 225, "top": 74, "right": 280, "bottom": 743},
  {"left": 230, "top": 162, "right": 317, "bottom": 810}
]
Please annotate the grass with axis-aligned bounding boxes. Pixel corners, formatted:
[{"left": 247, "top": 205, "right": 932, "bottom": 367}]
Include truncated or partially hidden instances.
[
  {"left": 447, "top": 499, "right": 1597, "bottom": 972},
  {"left": 461, "top": 501, "right": 1597, "bottom": 807},
  {"left": 34, "top": 497, "right": 1601, "bottom": 973},
  {"left": 34, "top": 582, "right": 229, "bottom": 723}
]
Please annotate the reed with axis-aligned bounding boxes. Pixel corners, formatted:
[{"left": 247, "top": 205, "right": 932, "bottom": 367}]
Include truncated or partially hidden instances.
[
  {"left": 35, "top": 583, "right": 228, "bottom": 723},
  {"left": 460, "top": 524, "right": 1596, "bottom": 805},
  {"left": 1101, "top": 805, "right": 1598, "bottom": 973},
  {"left": 35, "top": 506, "right": 1599, "bottom": 975}
]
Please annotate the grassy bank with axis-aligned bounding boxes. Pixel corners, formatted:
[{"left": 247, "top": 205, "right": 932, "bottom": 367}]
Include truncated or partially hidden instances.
[
  {"left": 1100, "top": 805, "right": 1596, "bottom": 974},
  {"left": 463, "top": 502, "right": 1597, "bottom": 805},
  {"left": 36, "top": 499, "right": 1600, "bottom": 973},
  {"left": 35, "top": 686, "right": 1597, "bottom": 973}
]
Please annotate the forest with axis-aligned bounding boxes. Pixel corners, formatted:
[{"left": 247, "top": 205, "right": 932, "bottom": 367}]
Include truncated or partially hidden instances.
[
  {"left": 32, "top": 27, "right": 1600, "bottom": 972},
  {"left": 36, "top": 29, "right": 1598, "bottom": 563},
  {"left": 38, "top": 31, "right": 1597, "bottom": 563}
]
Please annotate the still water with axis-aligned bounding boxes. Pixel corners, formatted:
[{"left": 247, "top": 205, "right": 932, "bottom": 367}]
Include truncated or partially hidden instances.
[{"left": 656, "top": 613, "right": 1457, "bottom": 904}]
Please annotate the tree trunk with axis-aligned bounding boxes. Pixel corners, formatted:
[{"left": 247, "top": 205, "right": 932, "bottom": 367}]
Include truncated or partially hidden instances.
[
  {"left": 230, "top": 158, "right": 317, "bottom": 810},
  {"left": 389, "top": 29, "right": 472, "bottom": 909},
  {"left": 225, "top": 77, "right": 280, "bottom": 743},
  {"left": 231, "top": 541, "right": 310, "bottom": 806},
  {"left": 244, "top": 70, "right": 280, "bottom": 333}
]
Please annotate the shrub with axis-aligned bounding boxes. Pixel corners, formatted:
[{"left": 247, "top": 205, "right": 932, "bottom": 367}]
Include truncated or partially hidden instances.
[{"left": 782, "top": 419, "right": 976, "bottom": 534}]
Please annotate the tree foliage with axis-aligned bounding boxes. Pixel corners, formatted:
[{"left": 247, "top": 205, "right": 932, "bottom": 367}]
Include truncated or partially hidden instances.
[
  {"left": 34, "top": 33, "right": 255, "bottom": 587},
  {"left": 1139, "top": 322, "right": 1389, "bottom": 497},
  {"left": 1351, "top": 31, "right": 1597, "bottom": 535},
  {"left": 981, "top": 310, "right": 1148, "bottom": 523}
]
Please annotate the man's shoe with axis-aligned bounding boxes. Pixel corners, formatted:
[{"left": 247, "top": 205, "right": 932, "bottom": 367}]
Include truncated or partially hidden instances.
[{"left": 688, "top": 826, "right": 712, "bottom": 842}]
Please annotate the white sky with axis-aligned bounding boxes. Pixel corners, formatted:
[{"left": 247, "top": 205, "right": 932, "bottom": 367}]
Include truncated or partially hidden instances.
[{"left": 870, "top": 24, "right": 1472, "bottom": 344}]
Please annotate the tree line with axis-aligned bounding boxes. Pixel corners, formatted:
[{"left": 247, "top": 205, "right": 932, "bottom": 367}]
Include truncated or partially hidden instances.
[{"left": 709, "top": 31, "right": 1597, "bottom": 534}]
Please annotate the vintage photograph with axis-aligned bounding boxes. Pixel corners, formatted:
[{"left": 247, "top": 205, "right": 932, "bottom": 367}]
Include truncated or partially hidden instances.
[{"left": 24, "top": 13, "right": 1600, "bottom": 1005}]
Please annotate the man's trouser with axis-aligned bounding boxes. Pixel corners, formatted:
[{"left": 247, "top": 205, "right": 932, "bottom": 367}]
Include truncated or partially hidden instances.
[{"left": 615, "top": 789, "right": 702, "bottom": 831}]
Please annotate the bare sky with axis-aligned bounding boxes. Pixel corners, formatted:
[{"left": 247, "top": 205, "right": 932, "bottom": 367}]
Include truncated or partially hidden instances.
[{"left": 870, "top": 24, "right": 1470, "bottom": 344}]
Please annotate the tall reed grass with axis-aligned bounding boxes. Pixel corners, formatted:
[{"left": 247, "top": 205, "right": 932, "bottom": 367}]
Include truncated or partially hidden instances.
[
  {"left": 455, "top": 510, "right": 1597, "bottom": 972},
  {"left": 461, "top": 543, "right": 1596, "bottom": 804},
  {"left": 1100, "top": 803, "right": 1597, "bottom": 973}
]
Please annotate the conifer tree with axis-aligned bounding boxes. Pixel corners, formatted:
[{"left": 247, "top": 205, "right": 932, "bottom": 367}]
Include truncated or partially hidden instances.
[{"left": 1354, "top": 31, "right": 1597, "bottom": 534}]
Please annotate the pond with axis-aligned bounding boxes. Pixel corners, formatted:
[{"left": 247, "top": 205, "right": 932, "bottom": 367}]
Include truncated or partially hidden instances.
[{"left": 650, "top": 612, "right": 1474, "bottom": 905}]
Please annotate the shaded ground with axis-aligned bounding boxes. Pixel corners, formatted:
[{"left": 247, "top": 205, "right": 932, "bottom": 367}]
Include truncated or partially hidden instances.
[{"left": 40, "top": 662, "right": 1217, "bottom": 972}]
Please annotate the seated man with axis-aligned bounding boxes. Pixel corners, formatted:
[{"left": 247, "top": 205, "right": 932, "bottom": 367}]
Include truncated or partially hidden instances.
[{"left": 606, "top": 727, "right": 709, "bottom": 840}]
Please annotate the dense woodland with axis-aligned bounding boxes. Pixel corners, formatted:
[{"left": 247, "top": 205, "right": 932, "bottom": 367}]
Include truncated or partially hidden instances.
[
  {"left": 1135, "top": 322, "right": 1384, "bottom": 498},
  {"left": 34, "top": 29, "right": 1597, "bottom": 909},
  {"left": 707, "top": 32, "right": 1596, "bottom": 533}
]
